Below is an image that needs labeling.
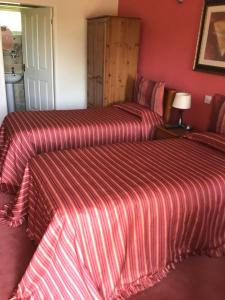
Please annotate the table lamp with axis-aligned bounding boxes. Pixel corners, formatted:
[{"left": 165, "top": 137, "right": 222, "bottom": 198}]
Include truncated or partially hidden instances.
[{"left": 172, "top": 92, "right": 191, "bottom": 128}]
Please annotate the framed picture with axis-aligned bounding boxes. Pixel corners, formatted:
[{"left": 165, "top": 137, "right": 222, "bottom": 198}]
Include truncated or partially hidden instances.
[{"left": 194, "top": 0, "right": 225, "bottom": 74}]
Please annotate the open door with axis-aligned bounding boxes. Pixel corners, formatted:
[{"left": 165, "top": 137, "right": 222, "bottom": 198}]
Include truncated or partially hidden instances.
[
  {"left": 0, "top": 28, "right": 7, "bottom": 123},
  {"left": 22, "top": 7, "right": 54, "bottom": 111}
]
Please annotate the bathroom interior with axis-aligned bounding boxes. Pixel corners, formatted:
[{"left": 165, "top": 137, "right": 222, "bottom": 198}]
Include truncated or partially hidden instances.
[{"left": 0, "top": 5, "right": 26, "bottom": 112}]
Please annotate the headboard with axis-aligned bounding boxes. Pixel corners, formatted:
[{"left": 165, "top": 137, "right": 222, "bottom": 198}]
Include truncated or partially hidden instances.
[{"left": 163, "top": 88, "right": 177, "bottom": 124}]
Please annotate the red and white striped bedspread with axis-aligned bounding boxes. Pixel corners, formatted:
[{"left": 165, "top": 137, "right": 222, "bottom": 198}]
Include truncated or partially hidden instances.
[
  {"left": 0, "top": 103, "right": 162, "bottom": 193},
  {"left": 8, "top": 138, "right": 225, "bottom": 299}
]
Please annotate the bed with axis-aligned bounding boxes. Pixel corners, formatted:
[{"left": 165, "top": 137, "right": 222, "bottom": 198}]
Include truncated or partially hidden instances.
[
  {"left": 0, "top": 77, "right": 174, "bottom": 193},
  {"left": 0, "top": 102, "right": 163, "bottom": 193},
  {"left": 5, "top": 132, "right": 225, "bottom": 299}
]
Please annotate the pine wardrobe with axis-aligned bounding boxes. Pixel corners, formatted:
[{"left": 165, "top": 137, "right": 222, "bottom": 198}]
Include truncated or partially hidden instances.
[{"left": 87, "top": 16, "right": 141, "bottom": 108}]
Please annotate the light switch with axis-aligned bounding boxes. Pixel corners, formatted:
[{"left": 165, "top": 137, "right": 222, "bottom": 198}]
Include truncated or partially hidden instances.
[{"left": 204, "top": 95, "right": 212, "bottom": 104}]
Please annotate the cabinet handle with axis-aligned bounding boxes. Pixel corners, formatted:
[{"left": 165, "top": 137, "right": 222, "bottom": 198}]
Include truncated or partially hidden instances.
[{"left": 88, "top": 75, "right": 102, "bottom": 80}]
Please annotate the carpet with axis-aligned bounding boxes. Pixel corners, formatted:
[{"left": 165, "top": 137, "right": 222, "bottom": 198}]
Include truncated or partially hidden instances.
[{"left": 0, "top": 192, "right": 224, "bottom": 300}]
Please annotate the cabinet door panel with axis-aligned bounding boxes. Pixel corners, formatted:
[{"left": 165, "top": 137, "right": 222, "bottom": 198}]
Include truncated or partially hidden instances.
[
  {"left": 87, "top": 20, "right": 105, "bottom": 108},
  {"left": 104, "top": 18, "right": 140, "bottom": 106}
]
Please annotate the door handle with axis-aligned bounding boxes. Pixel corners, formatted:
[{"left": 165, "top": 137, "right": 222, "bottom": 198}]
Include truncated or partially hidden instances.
[{"left": 23, "top": 64, "right": 26, "bottom": 72}]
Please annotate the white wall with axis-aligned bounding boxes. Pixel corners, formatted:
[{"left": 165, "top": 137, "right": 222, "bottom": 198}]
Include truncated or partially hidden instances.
[
  {"left": 0, "top": 29, "right": 7, "bottom": 123},
  {"left": 0, "top": 0, "right": 118, "bottom": 112}
]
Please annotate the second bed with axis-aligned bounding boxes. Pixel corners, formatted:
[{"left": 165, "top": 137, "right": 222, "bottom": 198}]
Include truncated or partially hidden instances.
[{"left": 4, "top": 132, "right": 225, "bottom": 299}]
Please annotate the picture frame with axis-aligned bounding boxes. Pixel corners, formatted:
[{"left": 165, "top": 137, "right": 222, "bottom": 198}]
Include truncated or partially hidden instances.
[{"left": 194, "top": 0, "right": 225, "bottom": 74}]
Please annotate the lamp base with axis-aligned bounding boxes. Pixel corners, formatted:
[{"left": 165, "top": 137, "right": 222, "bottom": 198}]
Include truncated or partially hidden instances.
[
  {"left": 178, "top": 119, "right": 192, "bottom": 131},
  {"left": 178, "top": 120, "right": 186, "bottom": 128},
  {"left": 178, "top": 110, "right": 185, "bottom": 128}
]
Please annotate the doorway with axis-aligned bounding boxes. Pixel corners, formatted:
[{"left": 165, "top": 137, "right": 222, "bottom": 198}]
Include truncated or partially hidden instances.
[{"left": 0, "top": 3, "right": 55, "bottom": 113}]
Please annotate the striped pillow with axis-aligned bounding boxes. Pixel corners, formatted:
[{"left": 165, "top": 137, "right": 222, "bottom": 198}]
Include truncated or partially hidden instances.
[
  {"left": 208, "top": 94, "right": 225, "bottom": 134},
  {"left": 185, "top": 131, "right": 225, "bottom": 153},
  {"left": 134, "top": 75, "right": 165, "bottom": 116}
]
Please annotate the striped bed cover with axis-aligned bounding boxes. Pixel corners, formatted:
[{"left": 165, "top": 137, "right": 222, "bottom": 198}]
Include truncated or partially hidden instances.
[
  {"left": 6, "top": 138, "right": 225, "bottom": 299},
  {"left": 0, "top": 103, "right": 162, "bottom": 193}
]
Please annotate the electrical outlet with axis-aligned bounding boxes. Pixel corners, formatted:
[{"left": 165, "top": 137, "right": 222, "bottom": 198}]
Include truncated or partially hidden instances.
[{"left": 204, "top": 95, "right": 212, "bottom": 104}]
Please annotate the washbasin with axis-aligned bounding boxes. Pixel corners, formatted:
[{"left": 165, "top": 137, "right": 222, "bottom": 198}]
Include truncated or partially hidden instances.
[
  {"left": 5, "top": 73, "right": 23, "bottom": 84},
  {"left": 5, "top": 73, "right": 24, "bottom": 113}
]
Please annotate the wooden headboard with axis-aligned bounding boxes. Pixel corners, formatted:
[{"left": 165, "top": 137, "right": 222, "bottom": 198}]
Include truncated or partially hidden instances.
[{"left": 163, "top": 88, "right": 176, "bottom": 124}]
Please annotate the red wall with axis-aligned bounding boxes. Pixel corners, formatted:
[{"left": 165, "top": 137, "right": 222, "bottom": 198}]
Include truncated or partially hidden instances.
[{"left": 118, "top": 0, "right": 225, "bottom": 130}]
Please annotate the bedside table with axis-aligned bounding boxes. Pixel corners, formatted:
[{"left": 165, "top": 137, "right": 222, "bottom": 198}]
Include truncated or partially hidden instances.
[{"left": 154, "top": 126, "right": 189, "bottom": 140}]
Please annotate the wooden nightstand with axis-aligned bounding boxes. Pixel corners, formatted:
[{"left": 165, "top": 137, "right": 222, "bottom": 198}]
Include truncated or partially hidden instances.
[{"left": 154, "top": 126, "right": 189, "bottom": 140}]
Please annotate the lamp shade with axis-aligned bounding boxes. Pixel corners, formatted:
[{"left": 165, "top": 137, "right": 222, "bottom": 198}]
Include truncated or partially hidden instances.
[{"left": 172, "top": 93, "right": 191, "bottom": 110}]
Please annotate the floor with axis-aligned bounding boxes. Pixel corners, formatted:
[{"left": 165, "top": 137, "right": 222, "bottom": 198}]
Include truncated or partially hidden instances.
[{"left": 0, "top": 192, "right": 224, "bottom": 300}]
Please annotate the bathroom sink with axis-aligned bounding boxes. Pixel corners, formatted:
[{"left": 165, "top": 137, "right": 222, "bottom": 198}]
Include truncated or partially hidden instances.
[
  {"left": 5, "top": 73, "right": 23, "bottom": 84},
  {"left": 5, "top": 73, "right": 24, "bottom": 113}
]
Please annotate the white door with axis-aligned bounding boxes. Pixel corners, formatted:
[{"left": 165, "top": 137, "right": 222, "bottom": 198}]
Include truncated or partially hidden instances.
[
  {"left": 22, "top": 8, "right": 54, "bottom": 111},
  {"left": 0, "top": 29, "right": 7, "bottom": 123}
]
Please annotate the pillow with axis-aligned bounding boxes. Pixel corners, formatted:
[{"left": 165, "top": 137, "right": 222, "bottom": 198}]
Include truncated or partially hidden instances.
[
  {"left": 185, "top": 131, "right": 225, "bottom": 154},
  {"left": 133, "top": 75, "right": 165, "bottom": 116},
  {"left": 208, "top": 94, "right": 225, "bottom": 134}
]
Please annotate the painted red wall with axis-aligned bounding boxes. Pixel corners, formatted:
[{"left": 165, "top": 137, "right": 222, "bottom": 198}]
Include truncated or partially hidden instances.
[{"left": 118, "top": 0, "right": 225, "bottom": 130}]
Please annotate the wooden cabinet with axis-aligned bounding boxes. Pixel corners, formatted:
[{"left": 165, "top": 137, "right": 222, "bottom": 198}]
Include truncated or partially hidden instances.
[{"left": 87, "top": 16, "right": 140, "bottom": 108}]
